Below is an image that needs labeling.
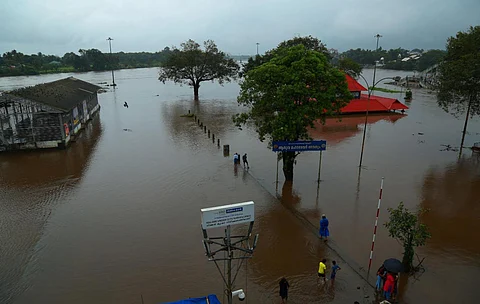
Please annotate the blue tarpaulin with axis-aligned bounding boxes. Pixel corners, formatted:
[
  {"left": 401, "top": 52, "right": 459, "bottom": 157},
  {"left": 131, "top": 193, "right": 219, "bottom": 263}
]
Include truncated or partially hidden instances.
[{"left": 162, "top": 294, "right": 221, "bottom": 304}]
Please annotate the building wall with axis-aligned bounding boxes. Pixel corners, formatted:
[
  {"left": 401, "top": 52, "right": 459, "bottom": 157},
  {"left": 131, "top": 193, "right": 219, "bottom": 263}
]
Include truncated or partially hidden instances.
[{"left": 0, "top": 96, "right": 63, "bottom": 151}]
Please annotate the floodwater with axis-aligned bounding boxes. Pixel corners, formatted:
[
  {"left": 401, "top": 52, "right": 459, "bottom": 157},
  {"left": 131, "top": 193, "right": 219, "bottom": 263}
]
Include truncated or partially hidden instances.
[{"left": 0, "top": 68, "right": 479, "bottom": 304}]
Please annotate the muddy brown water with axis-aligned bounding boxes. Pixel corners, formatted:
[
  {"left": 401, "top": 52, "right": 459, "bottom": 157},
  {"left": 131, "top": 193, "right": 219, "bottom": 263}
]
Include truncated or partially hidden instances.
[{"left": 0, "top": 68, "right": 479, "bottom": 304}]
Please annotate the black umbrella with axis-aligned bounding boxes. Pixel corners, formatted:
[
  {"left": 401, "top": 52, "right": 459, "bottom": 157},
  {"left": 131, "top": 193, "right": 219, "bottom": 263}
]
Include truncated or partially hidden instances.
[{"left": 383, "top": 258, "right": 404, "bottom": 273}]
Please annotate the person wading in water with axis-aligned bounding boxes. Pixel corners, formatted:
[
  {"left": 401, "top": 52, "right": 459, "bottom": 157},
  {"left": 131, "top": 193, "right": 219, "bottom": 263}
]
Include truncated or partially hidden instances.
[
  {"left": 319, "top": 214, "right": 330, "bottom": 240},
  {"left": 279, "top": 277, "right": 290, "bottom": 303},
  {"left": 242, "top": 153, "right": 249, "bottom": 169}
]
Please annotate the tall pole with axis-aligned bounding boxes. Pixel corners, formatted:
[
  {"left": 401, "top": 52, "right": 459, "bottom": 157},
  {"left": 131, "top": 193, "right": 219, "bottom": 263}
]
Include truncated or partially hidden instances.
[
  {"left": 256, "top": 43, "right": 259, "bottom": 55},
  {"left": 107, "top": 37, "right": 116, "bottom": 87},
  {"left": 226, "top": 226, "right": 233, "bottom": 304},
  {"left": 275, "top": 152, "right": 279, "bottom": 193},
  {"left": 317, "top": 151, "right": 323, "bottom": 184},
  {"left": 368, "top": 177, "right": 384, "bottom": 273},
  {"left": 359, "top": 34, "right": 382, "bottom": 168}
]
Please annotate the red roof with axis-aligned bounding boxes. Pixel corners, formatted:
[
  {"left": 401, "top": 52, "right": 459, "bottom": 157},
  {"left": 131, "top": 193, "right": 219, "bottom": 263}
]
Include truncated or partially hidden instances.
[
  {"left": 341, "top": 96, "right": 388, "bottom": 113},
  {"left": 345, "top": 74, "right": 367, "bottom": 92},
  {"left": 364, "top": 94, "right": 409, "bottom": 110},
  {"left": 340, "top": 94, "right": 409, "bottom": 114}
]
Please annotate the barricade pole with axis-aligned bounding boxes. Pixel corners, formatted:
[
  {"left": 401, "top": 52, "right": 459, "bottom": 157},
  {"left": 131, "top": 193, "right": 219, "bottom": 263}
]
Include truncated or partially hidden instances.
[{"left": 368, "top": 177, "right": 384, "bottom": 272}]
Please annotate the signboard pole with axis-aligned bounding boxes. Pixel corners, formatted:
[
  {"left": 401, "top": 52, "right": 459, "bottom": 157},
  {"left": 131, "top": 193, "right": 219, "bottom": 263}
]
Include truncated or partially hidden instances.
[
  {"left": 275, "top": 152, "right": 279, "bottom": 192},
  {"left": 201, "top": 202, "right": 258, "bottom": 304},
  {"left": 317, "top": 150, "right": 323, "bottom": 184},
  {"left": 226, "top": 225, "right": 233, "bottom": 304}
]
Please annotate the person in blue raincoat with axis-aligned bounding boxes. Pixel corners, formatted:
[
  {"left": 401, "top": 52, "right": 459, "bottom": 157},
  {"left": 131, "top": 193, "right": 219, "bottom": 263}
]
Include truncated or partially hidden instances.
[{"left": 319, "top": 214, "right": 330, "bottom": 240}]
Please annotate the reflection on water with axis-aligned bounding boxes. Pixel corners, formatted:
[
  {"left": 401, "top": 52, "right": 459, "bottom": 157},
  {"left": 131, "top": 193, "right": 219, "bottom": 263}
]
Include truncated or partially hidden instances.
[
  {"left": 310, "top": 114, "right": 405, "bottom": 146},
  {"left": 0, "top": 117, "right": 102, "bottom": 303}
]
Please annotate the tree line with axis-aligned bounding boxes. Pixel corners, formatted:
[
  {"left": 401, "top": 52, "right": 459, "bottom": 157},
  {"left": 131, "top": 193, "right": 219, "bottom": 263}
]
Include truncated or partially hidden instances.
[
  {"left": 0, "top": 48, "right": 174, "bottom": 77},
  {"left": 341, "top": 47, "right": 446, "bottom": 71},
  {"left": 1, "top": 44, "right": 446, "bottom": 78}
]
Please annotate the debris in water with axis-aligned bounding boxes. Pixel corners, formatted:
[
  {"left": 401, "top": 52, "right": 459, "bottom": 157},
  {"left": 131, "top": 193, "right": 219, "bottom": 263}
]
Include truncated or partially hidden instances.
[
  {"left": 123, "top": 128, "right": 133, "bottom": 132},
  {"left": 418, "top": 132, "right": 424, "bottom": 135},
  {"left": 440, "top": 144, "right": 458, "bottom": 152}
]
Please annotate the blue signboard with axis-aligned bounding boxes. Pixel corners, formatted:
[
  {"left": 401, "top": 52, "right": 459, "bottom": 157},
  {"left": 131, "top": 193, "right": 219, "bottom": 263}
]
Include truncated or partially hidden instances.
[{"left": 272, "top": 140, "right": 327, "bottom": 152}]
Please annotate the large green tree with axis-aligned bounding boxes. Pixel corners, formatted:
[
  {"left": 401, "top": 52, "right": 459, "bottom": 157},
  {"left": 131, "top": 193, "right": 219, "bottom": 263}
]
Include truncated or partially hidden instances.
[
  {"left": 384, "top": 202, "right": 431, "bottom": 273},
  {"left": 234, "top": 44, "right": 352, "bottom": 181},
  {"left": 242, "top": 35, "right": 329, "bottom": 76},
  {"left": 158, "top": 40, "right": 239, "bottom": 101},
  {"left": 437, "top": 26, "right": 480, "bottom": 153},
  {"left": 337, "top": 57, "right": 363, "bottom": 78}
]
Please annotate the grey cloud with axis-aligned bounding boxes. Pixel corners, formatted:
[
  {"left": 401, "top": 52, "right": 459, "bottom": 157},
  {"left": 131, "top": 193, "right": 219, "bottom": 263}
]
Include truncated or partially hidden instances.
[{"left": 0, "top": 0, "right": 479, "bottom": 56}]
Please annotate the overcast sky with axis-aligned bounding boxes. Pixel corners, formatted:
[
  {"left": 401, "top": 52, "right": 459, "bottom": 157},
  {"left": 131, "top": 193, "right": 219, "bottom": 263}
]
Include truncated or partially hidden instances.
[{"left": 1, "top": 0, "right": 479, "bottom": 56}]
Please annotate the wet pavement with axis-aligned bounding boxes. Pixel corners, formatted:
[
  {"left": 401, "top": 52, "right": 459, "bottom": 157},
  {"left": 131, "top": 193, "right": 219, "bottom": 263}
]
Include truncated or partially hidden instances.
[{"left": 1, "top": 68, "right": 479, "bottom": 303}]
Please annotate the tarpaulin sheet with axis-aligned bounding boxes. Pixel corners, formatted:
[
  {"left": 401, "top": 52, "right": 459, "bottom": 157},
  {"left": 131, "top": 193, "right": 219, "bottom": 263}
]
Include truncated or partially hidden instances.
[{"left": 162, "top": 294, "right": 221, "bottom": 304}]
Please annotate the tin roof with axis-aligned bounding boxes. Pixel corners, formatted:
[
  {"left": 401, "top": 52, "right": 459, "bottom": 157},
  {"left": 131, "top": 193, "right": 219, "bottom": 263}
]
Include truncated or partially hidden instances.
[{"left": 8, "top": 77, "right": 102, "bottom": 112}]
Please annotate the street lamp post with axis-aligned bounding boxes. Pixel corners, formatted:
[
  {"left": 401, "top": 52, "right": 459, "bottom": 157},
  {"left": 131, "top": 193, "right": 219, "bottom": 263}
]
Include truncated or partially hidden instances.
[
  {"left": 357, "top": 73, "right": 396, "bottom": 168},
  {"left": 256, "top": 42, "right": 259, "bottom": 55},
  {"left": 107, "top": 37, "right": 116, "bottom": 87},
  {"left": 357, "top": 34, "right": 382, "bottom": 168}
]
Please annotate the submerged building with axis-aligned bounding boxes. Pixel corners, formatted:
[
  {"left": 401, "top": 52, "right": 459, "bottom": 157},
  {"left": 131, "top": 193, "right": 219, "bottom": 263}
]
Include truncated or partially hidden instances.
[
  {"left": 0, "top": 77, "right": 101, "bottom": 152},
  {"left": 341, "top": 74, "right": 409, "bottom": 114}
]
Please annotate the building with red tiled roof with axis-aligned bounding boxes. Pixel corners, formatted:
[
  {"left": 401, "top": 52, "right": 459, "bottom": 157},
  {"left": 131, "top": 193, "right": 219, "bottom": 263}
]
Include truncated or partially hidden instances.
[{"left": 341, "top": 74, "right": 408, "bottom": 114}]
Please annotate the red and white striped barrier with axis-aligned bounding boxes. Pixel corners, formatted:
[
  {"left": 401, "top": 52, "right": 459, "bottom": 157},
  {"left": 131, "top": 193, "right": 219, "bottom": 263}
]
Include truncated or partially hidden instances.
[{"left": 368, "top": 177, "right": 384, "bottom": 272}]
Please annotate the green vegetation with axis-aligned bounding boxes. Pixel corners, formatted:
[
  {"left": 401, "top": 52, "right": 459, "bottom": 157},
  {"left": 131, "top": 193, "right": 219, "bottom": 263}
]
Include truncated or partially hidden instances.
[
  {"left": 233, "top": 39, "right": 352, "bottom": 181},
  {"left": 384, "top": 202, "right": 430, "bottom": 273},
  {"left": 368, "top": 87, "right": 402, "bottom": 93},
  {"left": 405, "top": 89, "right": 413, "bottom": 100},
  {"left": 241, "top": 35, "right": 330, "bottom": 76},
  {"left": 338, "top": 57, "right": 362, "bottom": 78},
  {"left": 158, "top": 40, "right": 239, "bottom": 101},
  {"left": 437, "top": 25, "right": 480, "bottom": 152},
  {"left": 0, "top": 48, "right": 173, "bottom": 77},
  {"left": 340, "top": 47, "right": 446, "bottom": 71}
]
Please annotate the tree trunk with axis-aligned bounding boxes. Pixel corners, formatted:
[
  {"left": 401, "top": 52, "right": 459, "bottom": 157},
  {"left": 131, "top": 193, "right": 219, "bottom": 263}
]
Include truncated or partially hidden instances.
[
  {"left": 282, "top": 151, "right": 296, "bottom": 181},
  {"left": 459, "top": 98, "right": 472, "bottom": 156},
  {"left": 193, "top": 83, "right": 200, "bottom": 101},
  {"left": 402, "top": 241, "right": 414, "bottom": 273}
]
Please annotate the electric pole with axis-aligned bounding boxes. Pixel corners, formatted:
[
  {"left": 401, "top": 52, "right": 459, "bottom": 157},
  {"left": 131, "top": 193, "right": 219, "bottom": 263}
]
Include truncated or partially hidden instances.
[
  {"left": 256, "top": 42, "right": 259, "bottom": 55},
  {"left": 107, "top": 37, "right": 116, "bottom": 87}
]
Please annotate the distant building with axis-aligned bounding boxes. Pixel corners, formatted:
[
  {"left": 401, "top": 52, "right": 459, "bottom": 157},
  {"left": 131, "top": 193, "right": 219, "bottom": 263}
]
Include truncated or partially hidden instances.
[{"left": 0, "top": 77, "right": 101, "bottom": 152}]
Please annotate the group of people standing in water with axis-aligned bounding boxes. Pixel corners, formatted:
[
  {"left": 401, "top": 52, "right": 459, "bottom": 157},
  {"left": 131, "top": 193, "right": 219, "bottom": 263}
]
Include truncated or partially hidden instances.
[
  {"left": 233, "top": 152, "right": 249, "bottom": 169},
  {"left": 376, "top": 264, "right": 399, "bottom": 302}
]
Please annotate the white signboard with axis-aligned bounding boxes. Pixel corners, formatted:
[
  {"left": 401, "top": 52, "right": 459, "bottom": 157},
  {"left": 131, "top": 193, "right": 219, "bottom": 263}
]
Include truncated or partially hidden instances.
[{"left": 201, "top": 201, "right": 255, "bottom": 229}]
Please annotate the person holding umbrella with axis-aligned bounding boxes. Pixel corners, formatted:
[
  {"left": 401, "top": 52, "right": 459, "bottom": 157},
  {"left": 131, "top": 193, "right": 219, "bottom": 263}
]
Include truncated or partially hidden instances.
[{"left": 382, "top": 258, "right": 403, "bottom": 301}]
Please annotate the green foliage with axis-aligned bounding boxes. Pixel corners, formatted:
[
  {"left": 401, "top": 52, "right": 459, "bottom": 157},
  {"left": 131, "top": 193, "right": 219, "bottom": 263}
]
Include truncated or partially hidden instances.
[
  {"left": 341, "top": 47, "right": 445, "bottom": 71},
  {"left": 337, "top": 57, "right": 362, "bottom": 78},
  {"left": 416, "top": 50, "right": 446, "bottom": 71},
  {"left": 242, "top": 36, "right": 329, "bottom": 76},
  {"left": 384, "top": 202, "right": 431, "bottom": 272},
  {"left": 158, "top": 40, "right": 239, "bottom": 100},
  {"left": 405, "top": 89, "right": 413, "bottom": 99},
  {"left": 1, "top": 48, "right": 173, "bottom": 77},
  {"left": 234, "top": 44, "right": 352, "bottom": 180},
  {"left": 438, "top": 26, "right": 480, "bottom": 117}
]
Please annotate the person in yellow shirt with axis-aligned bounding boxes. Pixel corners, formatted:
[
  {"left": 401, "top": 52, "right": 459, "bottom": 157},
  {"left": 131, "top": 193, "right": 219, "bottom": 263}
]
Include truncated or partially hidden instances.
[{"left": 317, "top": 258, "right": 327, "bottom": 284}]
